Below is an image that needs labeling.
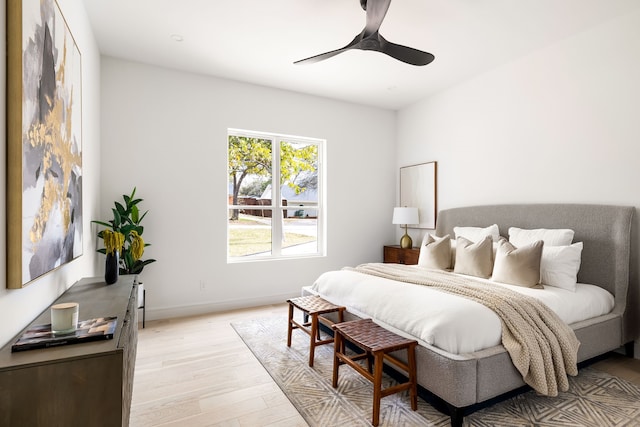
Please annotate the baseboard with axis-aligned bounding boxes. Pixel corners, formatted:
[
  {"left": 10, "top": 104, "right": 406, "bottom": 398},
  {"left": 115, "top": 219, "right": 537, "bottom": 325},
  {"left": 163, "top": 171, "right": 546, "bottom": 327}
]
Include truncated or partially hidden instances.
[{"left": 143, "top": 293, "right": 295, "bottom": 322}]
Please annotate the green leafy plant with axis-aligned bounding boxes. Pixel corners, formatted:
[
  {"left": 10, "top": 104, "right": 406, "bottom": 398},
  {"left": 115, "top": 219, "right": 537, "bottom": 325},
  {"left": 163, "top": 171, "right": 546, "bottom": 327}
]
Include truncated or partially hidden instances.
[{"left": 92, "top": 188, "right": 156, "bottom": 275}]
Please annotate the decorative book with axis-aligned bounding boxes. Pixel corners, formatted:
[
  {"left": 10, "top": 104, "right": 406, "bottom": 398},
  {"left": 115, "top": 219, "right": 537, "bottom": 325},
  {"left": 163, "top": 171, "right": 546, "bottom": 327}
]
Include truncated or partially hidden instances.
[{"left": 11, "top": 316, "right": 118, "bottom": 352}]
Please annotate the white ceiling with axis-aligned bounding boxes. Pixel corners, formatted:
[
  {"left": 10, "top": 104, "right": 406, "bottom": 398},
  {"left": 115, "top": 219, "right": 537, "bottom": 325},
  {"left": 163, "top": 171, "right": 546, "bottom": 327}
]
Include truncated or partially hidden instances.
[{"left": 84, "top": 0, "right": 640, "bottom": 110}]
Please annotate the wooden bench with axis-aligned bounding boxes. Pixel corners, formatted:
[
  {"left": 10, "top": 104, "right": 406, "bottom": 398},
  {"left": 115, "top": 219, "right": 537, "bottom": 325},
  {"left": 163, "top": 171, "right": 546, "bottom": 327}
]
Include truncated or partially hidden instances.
[
  {"left": 287, "top": 295, "right": 345, "bottom": 367},
  {"left": 332, "top": 318, "right": 418, "bottom": 427}
]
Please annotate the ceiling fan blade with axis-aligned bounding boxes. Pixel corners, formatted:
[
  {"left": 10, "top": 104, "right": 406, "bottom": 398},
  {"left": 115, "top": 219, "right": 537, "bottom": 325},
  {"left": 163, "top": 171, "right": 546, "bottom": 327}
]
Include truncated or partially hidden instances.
[
  {"left": 294, "top": 47, "right": 353, "bottom": 65},
  {"left": 379, "top": 34, "right": 435, "bottom": 66},
  {"left": 363, "top": 0, "right": 391, "bottom": 37},
  {"left": 294, "top": 33, "right": 363, "bottom": 65}
]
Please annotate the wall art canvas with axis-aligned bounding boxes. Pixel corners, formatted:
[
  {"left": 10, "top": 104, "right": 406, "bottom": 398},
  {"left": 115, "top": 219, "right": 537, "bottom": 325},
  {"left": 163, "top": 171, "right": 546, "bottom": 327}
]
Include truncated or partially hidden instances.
[
  {"left": 7, "top": 0, "right": 83, "bottom": 289},
  {"left": 400, "top": 161, "right": 437, "bottom": 229}
]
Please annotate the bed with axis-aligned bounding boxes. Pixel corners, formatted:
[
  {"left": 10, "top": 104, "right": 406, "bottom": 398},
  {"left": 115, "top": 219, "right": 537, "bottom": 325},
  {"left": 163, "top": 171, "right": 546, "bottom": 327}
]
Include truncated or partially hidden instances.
[{"left": 303, "top": 204, "right": 637, "bottom": 426}]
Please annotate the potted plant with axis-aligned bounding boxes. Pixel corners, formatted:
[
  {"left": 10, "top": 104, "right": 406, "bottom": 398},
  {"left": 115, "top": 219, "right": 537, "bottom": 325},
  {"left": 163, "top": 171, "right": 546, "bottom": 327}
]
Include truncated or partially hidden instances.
[{"left": 93, "top": 188, "right": 156, "bottom": 282}]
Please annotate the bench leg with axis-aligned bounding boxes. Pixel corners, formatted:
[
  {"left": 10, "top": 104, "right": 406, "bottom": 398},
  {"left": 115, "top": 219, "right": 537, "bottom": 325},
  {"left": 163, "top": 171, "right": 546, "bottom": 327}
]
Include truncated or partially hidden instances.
[
  {"left": 408, "top": 344, "right": 417, "bottom": 410},
  {"left": 332, "top": 331, "right": 342, "bottom": 388},
  {"left": 309, "top": 313, "right": 318, "bottom": 366},
  {"left": 366, "top": 353, "right": 373, "bottom": 373},
  {"left": 286, "top": 303, "right": 294, "bottom": 347},
  {"left": 372, "top": 352, "right": 384, "bottom": 427}
]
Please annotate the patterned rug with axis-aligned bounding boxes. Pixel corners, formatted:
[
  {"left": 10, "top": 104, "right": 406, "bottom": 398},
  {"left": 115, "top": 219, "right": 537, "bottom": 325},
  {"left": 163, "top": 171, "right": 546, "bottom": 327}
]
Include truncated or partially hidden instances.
[{"left": 232, "top": 316, "right": 640, "bottom": 426}]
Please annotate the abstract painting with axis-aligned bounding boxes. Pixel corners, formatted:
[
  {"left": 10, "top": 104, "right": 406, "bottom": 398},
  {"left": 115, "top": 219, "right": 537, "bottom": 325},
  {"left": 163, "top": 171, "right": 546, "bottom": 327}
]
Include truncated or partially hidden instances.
[
  {"left": 400, "top": 161, "right": 437, "bottom": 229},
  {"left": 7, "top": 0, "right": 83, "bottom": 289}
]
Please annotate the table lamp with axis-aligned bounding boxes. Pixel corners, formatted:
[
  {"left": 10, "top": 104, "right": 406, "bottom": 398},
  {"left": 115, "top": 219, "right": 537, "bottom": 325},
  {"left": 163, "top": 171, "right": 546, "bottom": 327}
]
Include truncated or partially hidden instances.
[{"left": 392, "top": 207, "right": 419, "bottom": 249}]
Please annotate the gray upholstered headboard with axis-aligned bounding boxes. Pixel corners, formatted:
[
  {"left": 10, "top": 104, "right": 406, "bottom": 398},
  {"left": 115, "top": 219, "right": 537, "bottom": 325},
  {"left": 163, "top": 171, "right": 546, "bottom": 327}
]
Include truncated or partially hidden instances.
[{"left": 435, "top": 204, "right": 636, "bottom": 343}]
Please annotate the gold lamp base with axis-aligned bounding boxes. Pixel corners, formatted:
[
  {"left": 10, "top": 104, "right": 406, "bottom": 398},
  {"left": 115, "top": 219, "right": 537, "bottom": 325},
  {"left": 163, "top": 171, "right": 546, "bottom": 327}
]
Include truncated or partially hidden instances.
[{"left": 400, "top": 227, "right": 413, "bottom": 249}]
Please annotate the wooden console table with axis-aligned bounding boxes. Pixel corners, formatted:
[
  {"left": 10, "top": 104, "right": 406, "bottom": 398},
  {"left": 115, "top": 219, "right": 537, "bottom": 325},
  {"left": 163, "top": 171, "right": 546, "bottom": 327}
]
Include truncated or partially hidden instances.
[{"left": 0, "top": 276, "right": 139, "bottom": 427}]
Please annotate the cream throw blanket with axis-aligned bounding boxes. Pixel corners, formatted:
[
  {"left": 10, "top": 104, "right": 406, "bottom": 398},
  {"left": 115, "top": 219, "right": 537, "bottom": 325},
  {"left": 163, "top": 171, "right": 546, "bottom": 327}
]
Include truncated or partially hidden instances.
[{"left": 347, "top": 263, "right": 580, "bottom": 396}]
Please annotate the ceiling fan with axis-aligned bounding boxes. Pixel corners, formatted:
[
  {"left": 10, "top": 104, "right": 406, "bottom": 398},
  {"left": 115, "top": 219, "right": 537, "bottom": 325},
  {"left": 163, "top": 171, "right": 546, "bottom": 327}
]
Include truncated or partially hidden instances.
[{"left": 294, "top": 0, "right": 434, "bottom": 66}]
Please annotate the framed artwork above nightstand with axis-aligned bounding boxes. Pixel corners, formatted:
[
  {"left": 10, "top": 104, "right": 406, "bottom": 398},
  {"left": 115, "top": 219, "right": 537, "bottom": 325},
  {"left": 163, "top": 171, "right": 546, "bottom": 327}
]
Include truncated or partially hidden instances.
[{"left": 400, "top": 161, "right": 437, "bottom": 230}]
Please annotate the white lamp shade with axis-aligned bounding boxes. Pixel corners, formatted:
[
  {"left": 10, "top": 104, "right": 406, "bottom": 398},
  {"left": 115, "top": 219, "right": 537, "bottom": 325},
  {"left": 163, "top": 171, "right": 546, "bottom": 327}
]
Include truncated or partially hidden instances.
[{"left": 392, "top": 207, "right": 419, "bottom": 225}]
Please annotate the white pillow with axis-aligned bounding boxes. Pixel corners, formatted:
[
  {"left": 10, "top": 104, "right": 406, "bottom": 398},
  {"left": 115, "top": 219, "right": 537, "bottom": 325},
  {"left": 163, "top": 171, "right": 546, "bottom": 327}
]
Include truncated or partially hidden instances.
[
  {"left": 540, "top": 242, "right": 583, "bottom": 291},
  {"left": 454, "top": 224, "right": 500, "bottom": 243},
  {"left": 508, "top": 227, "right": 574, "bottom": 247}
]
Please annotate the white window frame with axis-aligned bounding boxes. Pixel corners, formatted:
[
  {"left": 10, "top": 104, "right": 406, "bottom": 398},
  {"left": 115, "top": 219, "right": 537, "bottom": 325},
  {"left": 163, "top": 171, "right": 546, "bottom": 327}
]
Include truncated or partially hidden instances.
[{"left": 227, "top": 128, "right": 326, "bottom": 262}]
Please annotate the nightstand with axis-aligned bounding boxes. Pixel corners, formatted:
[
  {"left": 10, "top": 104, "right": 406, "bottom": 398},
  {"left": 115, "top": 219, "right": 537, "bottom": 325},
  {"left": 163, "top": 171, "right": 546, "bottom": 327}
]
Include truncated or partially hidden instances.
[{"left": 383, "top": 245, "right": 420, "bottom": 265}]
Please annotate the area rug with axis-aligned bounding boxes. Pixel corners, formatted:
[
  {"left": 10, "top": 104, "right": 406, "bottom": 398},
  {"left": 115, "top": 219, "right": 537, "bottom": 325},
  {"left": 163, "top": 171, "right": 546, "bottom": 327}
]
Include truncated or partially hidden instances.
[{"left": 232, "top": 316, "right": 640, "bottom": 426}]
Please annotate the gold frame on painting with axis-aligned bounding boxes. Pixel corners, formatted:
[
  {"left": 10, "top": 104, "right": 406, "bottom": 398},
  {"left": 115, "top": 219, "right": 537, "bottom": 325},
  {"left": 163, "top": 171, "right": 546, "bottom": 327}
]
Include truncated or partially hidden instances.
[{"left": 6, "top": 0, "right": 83, "bottom": 289}]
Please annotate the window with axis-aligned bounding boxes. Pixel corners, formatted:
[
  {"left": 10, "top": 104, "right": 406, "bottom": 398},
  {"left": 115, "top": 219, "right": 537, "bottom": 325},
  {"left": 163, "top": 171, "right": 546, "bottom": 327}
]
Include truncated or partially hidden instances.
[{"left": 227, "top": 129, "right": 325, "bottom": 261}]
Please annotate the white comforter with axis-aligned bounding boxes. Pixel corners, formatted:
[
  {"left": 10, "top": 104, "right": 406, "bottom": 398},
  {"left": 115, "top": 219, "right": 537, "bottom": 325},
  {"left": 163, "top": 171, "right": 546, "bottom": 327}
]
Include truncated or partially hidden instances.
[{"left": 310, "top": 266, "right": 614, "bottom": 355}]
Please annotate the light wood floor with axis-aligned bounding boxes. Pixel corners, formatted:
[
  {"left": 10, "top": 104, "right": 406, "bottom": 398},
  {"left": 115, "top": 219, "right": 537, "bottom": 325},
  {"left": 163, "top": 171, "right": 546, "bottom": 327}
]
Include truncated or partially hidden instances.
[
  {"left": 131, "top": 303, "right": 305, "bottom": 427},
  {"left": 130, "top": 303, "right": 640, "bottom": 426}
]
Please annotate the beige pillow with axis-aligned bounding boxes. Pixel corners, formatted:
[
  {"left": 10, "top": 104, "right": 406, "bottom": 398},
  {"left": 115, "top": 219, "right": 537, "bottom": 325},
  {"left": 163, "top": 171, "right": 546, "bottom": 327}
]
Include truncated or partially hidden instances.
[
  {"left": 418, "top": 234, "right": 451, "bottom": 270},
  {"left": 492, "top": 239, "right": 544, "bottom": 288},
  {"left": 453, "top": 236, "right": 494, "bottom": 279},
  {"left": 450, "top": 239, "right": 500, "bottom": 269}
]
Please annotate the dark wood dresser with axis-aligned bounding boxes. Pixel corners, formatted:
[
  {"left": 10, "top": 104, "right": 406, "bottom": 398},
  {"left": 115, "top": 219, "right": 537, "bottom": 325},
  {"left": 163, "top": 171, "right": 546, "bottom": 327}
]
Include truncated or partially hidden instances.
[
  {"left": 383, "top": 245, "right": 420, "bottom": 265},
  {"left": 0, "top": 276, "right": 138, "bottom": 427}
]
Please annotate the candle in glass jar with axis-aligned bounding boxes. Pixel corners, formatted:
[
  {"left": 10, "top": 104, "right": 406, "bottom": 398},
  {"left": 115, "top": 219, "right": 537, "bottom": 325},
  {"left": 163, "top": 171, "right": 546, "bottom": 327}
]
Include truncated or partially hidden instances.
[{"left": 51, "top": 302, "right": 79, "bottom": 334}]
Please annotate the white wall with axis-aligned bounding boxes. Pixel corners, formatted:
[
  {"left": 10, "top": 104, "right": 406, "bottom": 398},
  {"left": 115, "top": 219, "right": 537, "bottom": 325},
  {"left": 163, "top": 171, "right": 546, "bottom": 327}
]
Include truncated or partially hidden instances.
[
  {"left": 0, "top": 1, "right": 102, "bottom": 347},
  {"left": 397, "top": 9, "right": 640, "bottom": 352},
  {"left": 99, "top": 58, "right": 397, "bottom": 320}
]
